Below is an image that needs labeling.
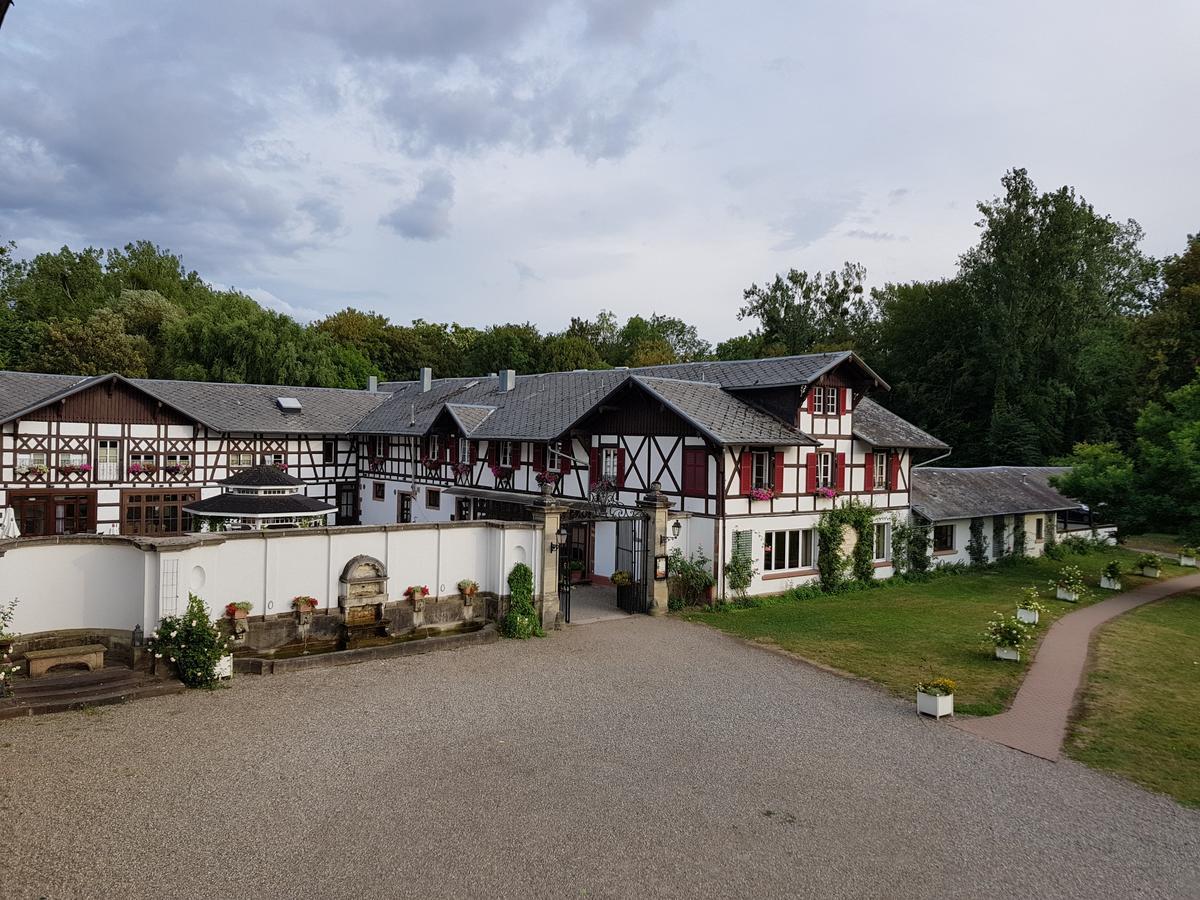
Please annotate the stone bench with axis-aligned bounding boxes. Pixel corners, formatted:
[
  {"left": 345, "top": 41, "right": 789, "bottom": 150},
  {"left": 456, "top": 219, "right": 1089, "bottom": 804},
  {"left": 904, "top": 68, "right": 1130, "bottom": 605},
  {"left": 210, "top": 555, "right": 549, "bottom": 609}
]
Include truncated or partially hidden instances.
[{"left": 24, "top": 644, "right": 107, "bottom": 678}]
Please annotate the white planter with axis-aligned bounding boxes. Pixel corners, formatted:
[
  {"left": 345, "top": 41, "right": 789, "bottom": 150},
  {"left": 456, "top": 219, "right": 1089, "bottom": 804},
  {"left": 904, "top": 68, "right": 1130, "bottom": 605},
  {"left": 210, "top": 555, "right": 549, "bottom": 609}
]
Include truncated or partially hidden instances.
[
  {"left": 1100, "top": 576, "right": 1122, "bottom": 591},
  {"left": 994, "top": 646, "right": 1020, "bottom": 662},
  {"left": 1056, "top": 586, "right": 1080, "bottom": 602},
  {"left": 213, "top": 653, "right": 234, "bottom": 680},
  {"left": 916, "top": 691, "right": 954, "bottom": 719},
  {"left": 1139, "top": 567, "right": 1161, "bottom": 579},
  {"left": 1016, "top": 607, "right": 1039, "bottom": 625},
  {"left": 1179, "top": 556, "right": 1196, "bottom": 568}
]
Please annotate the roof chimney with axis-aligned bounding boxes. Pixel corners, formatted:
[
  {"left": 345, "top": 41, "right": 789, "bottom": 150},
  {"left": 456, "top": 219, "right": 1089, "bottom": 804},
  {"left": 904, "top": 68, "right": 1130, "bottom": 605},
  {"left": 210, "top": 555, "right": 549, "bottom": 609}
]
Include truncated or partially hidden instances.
[
  {"left": 498, "top": 369, "right": 516, "bottom": 392},
  {"left": 420, "top": 367, "right": 432, "bottom": 392},
  {"left": 367, "top": 375, "right": 378, "bottom": 393}
]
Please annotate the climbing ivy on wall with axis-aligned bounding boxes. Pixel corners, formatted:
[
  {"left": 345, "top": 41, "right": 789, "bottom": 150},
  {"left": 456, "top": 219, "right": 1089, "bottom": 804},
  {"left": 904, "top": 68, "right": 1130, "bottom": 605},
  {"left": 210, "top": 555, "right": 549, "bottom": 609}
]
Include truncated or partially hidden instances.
[
  {"left": 817, "top": 502, "right": 879, "bottom": 591},
  {"left": 967, "top": 518, "right": 989, "bottom": 567},
  {"left": 1011, "top": 516, "right": 1027, "bottom": 558},
  {"left": 891, "top": 517, "right": 931, "bottom": 576}
]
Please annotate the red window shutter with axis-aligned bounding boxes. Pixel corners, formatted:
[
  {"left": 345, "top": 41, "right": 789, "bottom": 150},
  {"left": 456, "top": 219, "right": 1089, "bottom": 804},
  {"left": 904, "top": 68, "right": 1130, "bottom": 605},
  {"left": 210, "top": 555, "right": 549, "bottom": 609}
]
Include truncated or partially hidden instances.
[
  {"left": 806, "top": 389, "right": 815, "bottom": 413},
  {"left": 470, "top": 441, "right": 479, "bottom": 464},
  {"left": 559, "top": 442, "right": 571, "bottom": 474},
  {"left": 773, "top": 450, "right": 785, "bottom": 492},
  {"left": 836, "top": 452, "right": 846, "bottom": 492},
  {"left": 739, "top": 451, "right": 752, "bottom": 494},
  {"left": 533, "top": 443, "right": 545, "bottom": 472},
  {"left": 512, "top": 442, "right": 522, "bottom": 469},
  {"left": 448, "top": 436, "right": 458, "bottom": 463},
  {"left": 890, "top": 452, "right": 901, "bottom": 491},
  {"left": 864, "top": 452, "right": 874, "bottom": 493},
  {"left": 805, "top": 453, "right": 817, "bottom": 492},
  {"left": 487, "top": 442, "right": 497, "bottom": 467},
  {"left": 616, "top": 448, "right": 626, "bottom": 487},
  {"left": 589, "top": 447, "right": 599, "bottom": 487}
]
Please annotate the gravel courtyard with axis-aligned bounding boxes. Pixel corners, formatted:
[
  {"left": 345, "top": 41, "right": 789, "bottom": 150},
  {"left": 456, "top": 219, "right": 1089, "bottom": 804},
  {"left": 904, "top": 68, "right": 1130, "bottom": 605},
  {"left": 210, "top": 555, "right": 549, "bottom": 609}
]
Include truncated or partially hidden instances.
[{"left": 5, "top": 617, "right": 1198, "bottom": 899}]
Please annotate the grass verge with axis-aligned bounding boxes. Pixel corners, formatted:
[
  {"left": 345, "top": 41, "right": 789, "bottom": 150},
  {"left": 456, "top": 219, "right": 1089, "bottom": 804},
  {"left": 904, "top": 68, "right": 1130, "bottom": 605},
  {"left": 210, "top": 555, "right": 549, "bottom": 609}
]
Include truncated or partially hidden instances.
[
  {"left": 1066, "top": 590, "right": 1200, "bottom": 808},
  {"left": 680, "top": 547, "right": 1190, "bottom": 716}
]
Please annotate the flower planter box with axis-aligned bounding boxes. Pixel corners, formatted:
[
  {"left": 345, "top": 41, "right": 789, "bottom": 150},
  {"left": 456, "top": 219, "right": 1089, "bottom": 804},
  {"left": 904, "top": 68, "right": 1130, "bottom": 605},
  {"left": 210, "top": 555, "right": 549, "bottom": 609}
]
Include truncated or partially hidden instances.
[
  {"left": 1138, "top": 567, "right": 1161, "bottom": 579},
  {"left": 1179, "top": 556, "right": 1196, "bottom": 568},
  {"left": 916, "top": 691, "right": 954, "bottom": 719},
  {"left": 1016, "top": 607, "right": 1039, "bottom": 625},
  {"left": 1100, "top": 576, "right": 1122, "bottom": 591},
  {"left": 994, "top": 646, "right": 1020, "bottom": 662},
  {"left": 1055, "top": 586, "right": 1080, "bottom": 602},
  {"left": 213, "top": 654, "right": 234, "bottom": 680},
  {"left": 230, "top": 609, "right": 249, "bottom": 620}
]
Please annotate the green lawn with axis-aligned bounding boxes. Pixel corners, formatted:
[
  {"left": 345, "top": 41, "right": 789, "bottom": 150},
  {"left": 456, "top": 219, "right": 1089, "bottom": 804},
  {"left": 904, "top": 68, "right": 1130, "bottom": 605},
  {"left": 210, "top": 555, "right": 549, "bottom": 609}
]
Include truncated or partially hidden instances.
[
  {"left": 1067, "top": 591, "right": 1200, "bottom": 808},
  {"left": 681, "top": 547, "right": 1191, "bottom": 716}
]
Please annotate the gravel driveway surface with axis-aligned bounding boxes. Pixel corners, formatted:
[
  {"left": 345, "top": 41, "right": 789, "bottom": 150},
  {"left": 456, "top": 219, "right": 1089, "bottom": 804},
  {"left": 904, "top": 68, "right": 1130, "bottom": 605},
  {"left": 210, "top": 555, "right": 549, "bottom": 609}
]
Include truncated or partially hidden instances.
[{"left": 4, "top": 617, "right": 1198, "bottom": 899}]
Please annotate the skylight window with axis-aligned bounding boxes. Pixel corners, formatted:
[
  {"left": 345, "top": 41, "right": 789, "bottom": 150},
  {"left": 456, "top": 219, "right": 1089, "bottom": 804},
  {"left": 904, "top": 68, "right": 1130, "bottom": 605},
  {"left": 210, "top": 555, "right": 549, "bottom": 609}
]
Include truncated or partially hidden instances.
[{"left": 276, "top": 397, "right": 302, "bottom": 413}]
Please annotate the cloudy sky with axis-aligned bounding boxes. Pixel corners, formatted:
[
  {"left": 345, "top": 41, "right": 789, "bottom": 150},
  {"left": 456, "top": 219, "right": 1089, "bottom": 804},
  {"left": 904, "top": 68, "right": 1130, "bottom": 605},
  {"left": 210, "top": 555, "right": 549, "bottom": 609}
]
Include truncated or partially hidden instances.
[{"left": 2, "top": 1, "right": 1197, "bottom": 339}]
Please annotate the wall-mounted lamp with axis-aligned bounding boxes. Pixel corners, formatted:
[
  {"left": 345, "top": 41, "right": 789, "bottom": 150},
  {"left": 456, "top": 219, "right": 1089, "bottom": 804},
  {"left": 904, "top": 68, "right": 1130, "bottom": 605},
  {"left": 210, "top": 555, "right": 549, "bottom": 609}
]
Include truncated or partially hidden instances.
[
  {"left": 671, "top": 520, "right": 682, "bottom": 540},
  {"left": 549, "top": 525, "right": 569, "bottom": 553}
]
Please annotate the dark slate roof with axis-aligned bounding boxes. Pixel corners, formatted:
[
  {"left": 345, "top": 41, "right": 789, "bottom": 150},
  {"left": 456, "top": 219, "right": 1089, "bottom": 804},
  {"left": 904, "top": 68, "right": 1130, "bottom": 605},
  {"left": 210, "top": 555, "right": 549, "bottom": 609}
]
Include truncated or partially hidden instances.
[
  {"left": 910, "top": 467, "right": 1080, "bottom": 521},
  {"left": 0, "top": 370, "right": 388, "bottom": 433},
  {"left": 626, "top": 351, "right": 888, "bottom": 390},
  {"left": 183, "top": 492, "right": 335, "bottom": 516},
  {"left": 633, "top": 376, "right": 816, "bottom": 446},
  {"left": 444, "top": 403, "right": 495, "bottom": 434},
  {"left": 219, "top": 465, "right": 304, "bottom": 487},
  {"left": 852, "top": 398, "right": 950, "bottom": 451},
  {"left": 0, "top": 371, "right": 96, "bottom": 422}
]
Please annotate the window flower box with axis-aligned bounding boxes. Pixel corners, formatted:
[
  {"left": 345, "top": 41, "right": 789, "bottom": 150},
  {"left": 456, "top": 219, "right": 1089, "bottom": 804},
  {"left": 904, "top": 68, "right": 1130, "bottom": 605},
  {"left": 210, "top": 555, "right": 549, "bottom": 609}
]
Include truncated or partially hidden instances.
[
  {"left": 421, "top": 457, "right": 443, "bottom": 472},
  {"left": 994, "top": 646, "right": 1021, "bottom": 662},
  {"left": 536, "top": 471, "right": 561, "bottom": 487},
  {"left": 225, "top": 602, "right": 252, "bottom": 620},
  {"left": 128, "top": 463, "right": 159, "bottom": 479},
  {"left": 16, "top": 464, "right": 48, "bottom": 480},
  {"left": 1135, "top": 554, "right": 1161, "bottom": 578},
  {"left": 748, "top": 487, "right": 775, "bottom": 502},
  {"left": 813, "top": 486, "right": 837, "bottom": 500},
  {"left": 163, "top": 464, "right": 193, "bottom": 479},
  {"left": 1050, "top": 565, "right": 1086, "bottom": 603},
  {"left": 1055, "top": 586, "right": 1080, "bottom": 602},
  {"left": 489, "top": 465, "right": 514, "bottom": 480},
  {"left": 915, "top": 677, "right": 955, "bottom": 719},
  {"left": 452, "top": 462, "right": 472, "bottom": 481},
  {"left": 57, "top": 463, "right": 92, "bottom": 478}
]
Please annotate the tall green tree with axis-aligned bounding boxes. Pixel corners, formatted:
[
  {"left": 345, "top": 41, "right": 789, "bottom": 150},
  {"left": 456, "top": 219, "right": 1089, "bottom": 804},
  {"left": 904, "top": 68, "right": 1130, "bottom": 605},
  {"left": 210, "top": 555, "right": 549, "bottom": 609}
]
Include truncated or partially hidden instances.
[
  {"left": 1135, "top": 232, "right": 1200, "bottom": 400},
  {"left": 738, "top": 262, "right": 876, "bottom": 356}
]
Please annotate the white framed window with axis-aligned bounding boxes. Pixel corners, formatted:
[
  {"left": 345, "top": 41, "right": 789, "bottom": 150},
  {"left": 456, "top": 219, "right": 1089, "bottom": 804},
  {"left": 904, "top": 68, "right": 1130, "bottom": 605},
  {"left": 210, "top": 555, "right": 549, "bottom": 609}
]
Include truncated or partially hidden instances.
[
  {"left": 933, "top": 524, "right": 955, "bottom": 552},
  {"left": 165, "top": 454, "right": 191, "bottom": 467},
  {"left": 59, "top": 451, "right": 88, "bottom": 467},
  {"left": 601, "top": 447, "right": 619, "bottom": 480},
  {"left": 427, "top": 436, "right": 441, "bottom": 460},
  {"left": 371, "top": 436, "right": 386, "bottom": 459},
  {"left": 96, "top": 440, "right": 121, "bottom": 481},
  {"left": 825, "top": 387, "right": 840, "bottom": 414},
  {"left": 228, "top": 451, "right": 254, "bottom": 468},
  {"left": 263, "top": 453, "right": 285, "bottom": 466},
  {"left": 499, "top": 441, "right": 514, "bottom": 467},
  {"left": 874, "top": 452, "right": 888, "bottom": 490},
  {"left": 763, "top": 528, "right": 816, "bottom": 572},
  {"left": 1035, "top": 517, "right": 1044, "bottom": 541},
  {"left": 812, "top": 388, "right": 824, "bottom": 415},
  {"left": 817, "top": 451, "right": 834, "bottom": 488},
  {"left": 17, "top": 451, "right": 48, "bottom": 468},
  {"left": 323, "top": 439, "right": 336, "bottom": 464},
  {"left": 873, "top": 522, "right": 891, "bottom": 561},
  {"left": 459, "top": 439, "right": 472, "bottom": 464},
  {"left": 752, "top": 450, "right": 771, "bottom": 489}
]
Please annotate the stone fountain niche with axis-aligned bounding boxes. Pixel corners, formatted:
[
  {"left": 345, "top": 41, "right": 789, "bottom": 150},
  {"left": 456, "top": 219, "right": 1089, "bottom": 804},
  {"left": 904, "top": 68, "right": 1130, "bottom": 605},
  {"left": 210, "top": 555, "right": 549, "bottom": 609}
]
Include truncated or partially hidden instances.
[{"left": 338, "top": 555, "right": 392, "bottom": 648}]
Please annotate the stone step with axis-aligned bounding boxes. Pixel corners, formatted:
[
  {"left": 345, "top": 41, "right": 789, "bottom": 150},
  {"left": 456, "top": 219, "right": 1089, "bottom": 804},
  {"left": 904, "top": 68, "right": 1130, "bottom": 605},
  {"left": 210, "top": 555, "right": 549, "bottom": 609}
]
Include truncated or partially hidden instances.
[{"left": 0, "top": 669, "right": 186, "bottom": 719}]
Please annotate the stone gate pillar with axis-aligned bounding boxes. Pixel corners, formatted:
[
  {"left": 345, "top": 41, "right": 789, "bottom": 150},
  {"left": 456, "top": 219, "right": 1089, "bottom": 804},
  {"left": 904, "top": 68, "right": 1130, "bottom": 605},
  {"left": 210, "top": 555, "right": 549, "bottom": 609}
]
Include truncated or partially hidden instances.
[
  {"left": 638, "top": 482, "right": 672, "bottom": 616},
  {"left": 531, "top": 485, "right": 566, "bottom": 630}
]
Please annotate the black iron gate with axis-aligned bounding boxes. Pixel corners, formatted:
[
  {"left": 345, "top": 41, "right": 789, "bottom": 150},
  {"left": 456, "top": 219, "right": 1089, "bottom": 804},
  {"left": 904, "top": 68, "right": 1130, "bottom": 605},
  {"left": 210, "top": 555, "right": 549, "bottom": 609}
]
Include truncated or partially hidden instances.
[{"left": 557, "top": 505, "right": 650, "bottom": 620}]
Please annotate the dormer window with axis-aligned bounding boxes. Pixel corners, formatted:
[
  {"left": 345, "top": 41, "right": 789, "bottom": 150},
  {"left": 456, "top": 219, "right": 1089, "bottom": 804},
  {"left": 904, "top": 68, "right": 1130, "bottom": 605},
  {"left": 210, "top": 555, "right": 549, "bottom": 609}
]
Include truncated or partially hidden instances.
[
  {"left": 811, "top": 386, "right": 841, "bottom": 416},
  {"left": 499, "top": 441, "right": 514, "bottom": 468}
]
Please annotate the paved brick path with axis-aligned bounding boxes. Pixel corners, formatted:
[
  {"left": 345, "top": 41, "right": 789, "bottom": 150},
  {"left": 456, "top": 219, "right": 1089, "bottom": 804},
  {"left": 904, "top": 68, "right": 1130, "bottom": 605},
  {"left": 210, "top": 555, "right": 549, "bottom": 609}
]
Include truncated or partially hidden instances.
[{"left": 956, "top": 572, "right": 1200, "bottom": 760}]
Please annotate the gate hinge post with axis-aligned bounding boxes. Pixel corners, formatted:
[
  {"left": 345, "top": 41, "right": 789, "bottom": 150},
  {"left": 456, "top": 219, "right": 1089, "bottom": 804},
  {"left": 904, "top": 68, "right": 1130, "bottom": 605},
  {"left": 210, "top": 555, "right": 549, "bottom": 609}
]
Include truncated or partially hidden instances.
[
  {"left": 532, "top": 484, "right": 568, "bottom": 629},
  {"left": 637, "top": 482, "right": 672, "bottom": 616}
]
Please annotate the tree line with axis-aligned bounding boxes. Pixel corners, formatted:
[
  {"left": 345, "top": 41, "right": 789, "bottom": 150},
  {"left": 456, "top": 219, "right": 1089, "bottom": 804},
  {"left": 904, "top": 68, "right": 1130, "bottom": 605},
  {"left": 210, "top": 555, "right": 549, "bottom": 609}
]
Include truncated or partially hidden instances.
[{"left": 2, "top": 168, "right": 1196, "bottom": 481}]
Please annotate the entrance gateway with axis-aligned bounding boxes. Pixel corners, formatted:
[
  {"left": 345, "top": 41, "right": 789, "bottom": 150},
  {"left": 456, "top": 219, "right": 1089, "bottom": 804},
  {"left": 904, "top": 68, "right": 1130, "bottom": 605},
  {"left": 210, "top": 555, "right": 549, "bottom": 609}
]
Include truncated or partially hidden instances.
[{"left": 556, "top": 483, "right": 651, "bottom": 624}]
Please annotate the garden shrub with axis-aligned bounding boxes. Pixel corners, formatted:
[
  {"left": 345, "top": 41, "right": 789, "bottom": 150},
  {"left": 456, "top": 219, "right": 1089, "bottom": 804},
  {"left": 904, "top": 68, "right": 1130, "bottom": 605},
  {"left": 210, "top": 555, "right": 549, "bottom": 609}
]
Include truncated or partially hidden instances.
[
  {"left": 724, "top": 550, "right": 756, "bottom": 602},
  {"left": 500, "top": 562, "right": 543, "bottom": 639},
  {"left": 892, "top": 517, "right": 931, "bottom": 576},
  {"left": 667, "top": 548, "right": 716, "bottom": 610},
  {"left": 816, "top": 502, "right": 878, "bottom": 591},
  {"left": 148, "top": 593, "right": 229, "bottom": 689}
]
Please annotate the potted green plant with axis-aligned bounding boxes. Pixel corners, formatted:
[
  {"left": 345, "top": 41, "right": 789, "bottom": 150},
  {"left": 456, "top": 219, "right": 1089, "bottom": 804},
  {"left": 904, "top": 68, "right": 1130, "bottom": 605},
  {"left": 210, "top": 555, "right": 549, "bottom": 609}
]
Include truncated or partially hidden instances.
[
  {"left": 405, "top": 584, "right": 430, "bottom": 612},
  {"left": 1178, "top": 547, "right": 1197, "bottom": 568},
  {"left": 457, "top": 579, "right": 478, "bottom": 602},
  {"left": 985, "top": 613, "right": 1031, "bottom": 661},
  {"left": 291, "top": 595, "right": 318, "bottom": 612},
  {"left": 1017, "top": 588, "right": 1046, "bottom": 625},
  {"left": 569, "top": 560, "right": 585, "bottom": 582},
  {"left": 1051, "top": 564, "right": 1087, "bottom": 602},
  {"left": 1135, "top": 553, "right": 1162, "bottom": 578},
  {"left": 611, "top": 570, "right": 633, "bottom": 587},
  {"left": 224, "top": 601, "right": 253, "bottom": 620},
  {"left": 1100, "top": 560, "right": 1123, "bottom": 591},
  {"left": 915, "top": 676, "right": 956, "bottom": 719}
]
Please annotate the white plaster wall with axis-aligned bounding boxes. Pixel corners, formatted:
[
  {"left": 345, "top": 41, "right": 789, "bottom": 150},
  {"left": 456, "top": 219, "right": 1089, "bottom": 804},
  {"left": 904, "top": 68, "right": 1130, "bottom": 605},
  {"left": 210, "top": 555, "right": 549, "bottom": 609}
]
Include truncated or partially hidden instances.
[
  {"left": 593, "top": 520, "right": 616, "bottom": 578},
  {"left": 0, "top": 542, "right": 146, "bottom": 633},
  {"left": 1, "top": 522, "right": 541, "bottom": 636}
]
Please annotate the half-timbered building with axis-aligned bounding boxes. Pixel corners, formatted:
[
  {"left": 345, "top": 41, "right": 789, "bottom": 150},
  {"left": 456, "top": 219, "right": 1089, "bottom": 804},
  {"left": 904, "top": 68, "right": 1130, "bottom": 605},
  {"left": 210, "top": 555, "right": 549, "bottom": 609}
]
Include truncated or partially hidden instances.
[{"left": 0, "top": 371, "right": 384, "bottom": 537}]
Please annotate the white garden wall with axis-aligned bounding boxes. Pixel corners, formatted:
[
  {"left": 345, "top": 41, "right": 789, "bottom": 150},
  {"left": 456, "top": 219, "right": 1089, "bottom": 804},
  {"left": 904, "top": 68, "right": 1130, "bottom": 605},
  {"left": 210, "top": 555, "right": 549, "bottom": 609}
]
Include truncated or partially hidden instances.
[{"left": 0, "top": 521, "right": 540, "bottom": 637}]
